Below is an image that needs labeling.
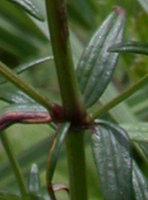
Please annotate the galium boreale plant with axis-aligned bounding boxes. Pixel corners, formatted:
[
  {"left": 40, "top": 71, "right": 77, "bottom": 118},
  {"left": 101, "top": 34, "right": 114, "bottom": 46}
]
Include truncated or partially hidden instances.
[{"left": 0, "top": 0, "right": 148, "bottom": 200}]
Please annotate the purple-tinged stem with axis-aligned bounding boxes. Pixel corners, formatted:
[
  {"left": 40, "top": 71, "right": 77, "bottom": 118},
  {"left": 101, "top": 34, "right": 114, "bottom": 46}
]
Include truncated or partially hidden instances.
[{"left": 0, "top": 111, "right": 52, "bottom": 131}]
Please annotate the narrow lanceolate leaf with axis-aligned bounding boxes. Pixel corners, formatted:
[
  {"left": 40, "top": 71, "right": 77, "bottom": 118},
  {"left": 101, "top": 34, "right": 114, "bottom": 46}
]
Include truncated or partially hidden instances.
[
  {"left": 91, "top": 120, "right": 132, "bottom": 200},
  {"left": 0, "top": 104, "right": 52, "bottom": 131},
  {"left": 47, "top": 123, "right": 70, "bottom": 180},
  {"left": 137, "top": 0, "right": 148, "bottom": 14},
  {"left": 109, "top": 42, "right": 148, "bottom": 55},
  {"left": 46, "top": 123, "right": 70, "bottom": 198},
  {"left": 29, "top": 164, "right": 41, "bottom": 194},
  {"left": 0, "top": 56, "right": 53, "bottom": 84},
  {"left": 0, "top": 84, "right": 34, "bottom": 104},
  {"left": 132, "top": 161, "right": 148, "bottom": 200},
  {"left": 77, "top": 7, "right": 126, "bottom": 107},
  {"left": 121, "top": 123, "right": 148, "bottom": 142},
  {"left": 140, "top": 141, "right": 148, "bottom": 157},
  {"left": 7, "top": 0, "right": 45, "bottom": 21}
]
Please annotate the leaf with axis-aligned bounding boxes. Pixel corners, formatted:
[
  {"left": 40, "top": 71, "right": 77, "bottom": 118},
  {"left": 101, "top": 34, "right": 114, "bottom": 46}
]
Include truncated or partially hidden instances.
[
  {"left": 137, "top": 0, "right": 148, "bottom": 14},
  {"left": 7, "top": 0, "right": 45, "bottom": 21},
  {"left": 121, "top": 123, "right": 148, "bottom": 142},
  {"left": 0, "top": 56, "right": 53, "bottom": 84},
  {"left": 109, "top": 42, "right": 148, "bottom": 55},
  {"left": 71, "top": 21, "right": 137, "bottom": 124},
  {"left": 91, "top": 120, "right": 132, "bottom": 200},
  {"left": 46, "top": 122, "right": 70, "bottom": 199},
  {"left": 132, "top": 161, "right": 148, "bottom": 200},
  {"left": 47, "top": 122, "right": 70, "bottom": 181},
  {"left": 139, "top": 142, "right": 148, "bottom": 159},
  {"left": 0, "top": 104, "right": 51, "bottom": 131},
  {"left": 0, "top": 84, "right": 34, "bottom": 104},
  {"left": 0, "top": 0, "right": 47, "bottom": 61},
  {"left": 77, "top": 7, "right": 126, "bottom": 107},
  {"left": 28, "top": 164, "right": 40, "bottom": 194}
]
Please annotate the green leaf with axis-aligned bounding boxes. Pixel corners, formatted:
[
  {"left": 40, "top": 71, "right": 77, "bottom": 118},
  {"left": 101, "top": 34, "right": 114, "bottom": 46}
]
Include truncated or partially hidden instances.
[
  {"left": 0, "top": 56, "right": 53, "bottom": 84},
  {"left": 0, "top": 104, "right": 51, "bottom": 131},
  {"left": 121, "top": 123, "right": 148, "bottom": 142},
  {"left": 47, "top": 122, "right": 70, "bottom": 181},
  {"left": 0, "top": 0, "right": 47, "bottom": 61},
  {"left": 28, "top": 164, "right": 41, "bottom": 194},
  {"left": 0, "top": 84, "right": 34, "bottom": 104},
  {"left": 77, "top": 7, "right": 126, "bottom": 107},
  {"left": 109, "top": 42, "right": 148, "bottom": 55},
  {"left": 72, "top": 21, "right": 136, "bottom": 123},
  {"left": 7, "top": 0, "right": 45, "bottom": 21},
  {"left": 91, "top": 120, "right": 132, "bottom": 200},
  {"left": 139, "top": 142, "right": 148, "bottom": 159},
  {"left": 137, "top": 0, "right": 148, "bottom": 14},
  {"left": 132, "top": 161, "right": 148, "bottom": 200},
  {"left": 46, "top": 122, "right": 70, "bottom": 199}
]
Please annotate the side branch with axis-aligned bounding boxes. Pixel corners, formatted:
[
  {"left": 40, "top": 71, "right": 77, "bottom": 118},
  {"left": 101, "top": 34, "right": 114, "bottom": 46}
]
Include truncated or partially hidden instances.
[
  {"left": 90, "top": 74, "right": 148, "bottom": 121},
  {"left": 0, "top": 109, "right": 52, "bottom": 131},
  {"left": 0, "top": 61, "right": 54, "bottom": 111}
]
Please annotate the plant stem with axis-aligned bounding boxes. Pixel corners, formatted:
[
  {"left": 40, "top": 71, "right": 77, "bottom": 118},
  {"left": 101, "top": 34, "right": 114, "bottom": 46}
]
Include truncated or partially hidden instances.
[
  {"left": 0, "top": 132, "right": 28, "bottom": 195},
  {"left": 90, "top": 74, "right": 148, "bottom": 121},
  {"left": 45, "top": 1, "right": 88, "bottom": 199},
  {"left": 45, "top": 0, "right": 86, "bottom": 123},
  {"left": 66, "top": 129, "right": 88, "bottom": 200},
  {"left": 0, "top": 61, "right": 53, "bottom": 111}
]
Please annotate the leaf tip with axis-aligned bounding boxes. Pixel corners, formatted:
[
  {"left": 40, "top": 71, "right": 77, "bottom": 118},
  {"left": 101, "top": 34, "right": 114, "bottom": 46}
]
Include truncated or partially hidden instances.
[
  {"left": 31, "top": 163, "right": 39, "bottom": 174},
  {"left": 113, "top": 6, "right": 126, "bottom": 16}
]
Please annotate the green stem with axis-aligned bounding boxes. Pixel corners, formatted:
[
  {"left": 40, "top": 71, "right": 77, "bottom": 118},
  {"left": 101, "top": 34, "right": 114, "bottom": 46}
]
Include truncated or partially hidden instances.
[
  {"left": 66, "top": 129, "right": 88, "bottom": 200},
  {"left": 90, "top": 74, "right": 148, "bottom": 121},
  {"left": 45, "top": 1, "right": 88, "bottom": 199},
  {"left": 45, "top": 0, "right": 86, "bottom": 122},
  {"left": 0, "top": 61, "right": 53, "bottom": 111},
  {"left": 0, "top": 132, "right": 28, "bottom": 195}
]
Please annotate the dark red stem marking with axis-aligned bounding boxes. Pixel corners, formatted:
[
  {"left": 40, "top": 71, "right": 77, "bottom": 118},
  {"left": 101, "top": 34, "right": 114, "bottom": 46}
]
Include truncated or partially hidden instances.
[{"left": 0, "top": 111, "right": 52, "bottom": 131}]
